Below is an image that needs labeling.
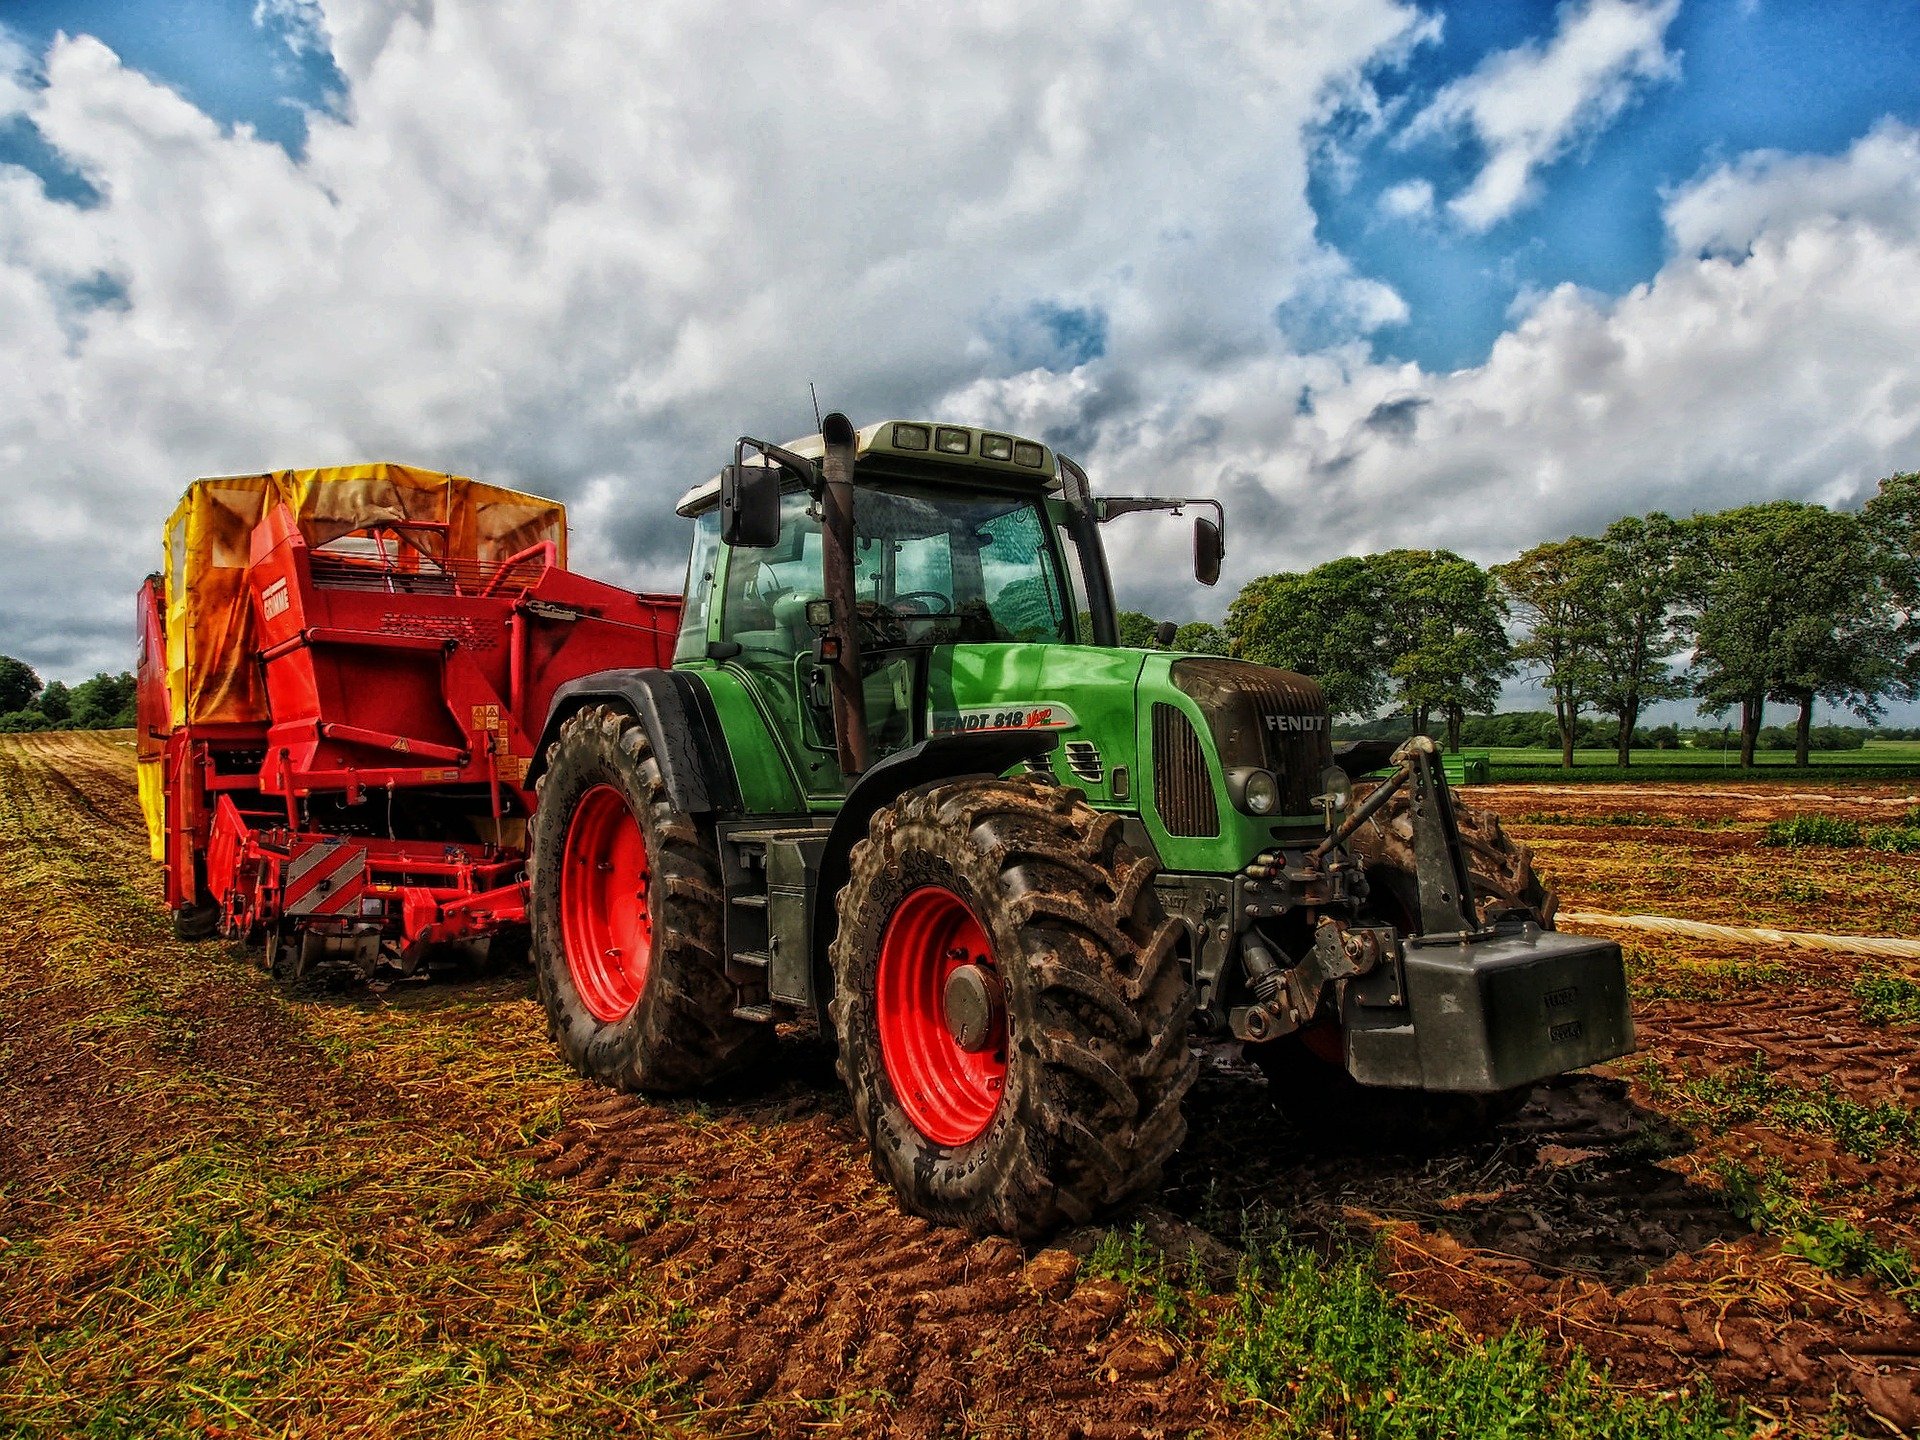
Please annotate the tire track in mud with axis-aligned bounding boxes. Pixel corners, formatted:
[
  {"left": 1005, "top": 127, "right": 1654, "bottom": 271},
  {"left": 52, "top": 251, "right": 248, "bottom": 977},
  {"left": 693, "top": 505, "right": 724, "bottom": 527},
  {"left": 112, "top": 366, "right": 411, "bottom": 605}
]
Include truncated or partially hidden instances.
[
  {"left": 515, "top": 1067, "right": 1224, "bottom": 1438},
  {"left": 1648, "top": 993, "right": 1920, "bottom": 1108}
]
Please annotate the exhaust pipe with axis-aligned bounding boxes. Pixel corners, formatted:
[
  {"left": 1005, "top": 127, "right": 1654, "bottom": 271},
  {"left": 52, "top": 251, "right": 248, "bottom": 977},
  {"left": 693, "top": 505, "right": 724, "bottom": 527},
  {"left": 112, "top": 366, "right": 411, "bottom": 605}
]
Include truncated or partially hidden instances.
[{"left": 819, "top": 412, "right": 870, "bottom": 775}]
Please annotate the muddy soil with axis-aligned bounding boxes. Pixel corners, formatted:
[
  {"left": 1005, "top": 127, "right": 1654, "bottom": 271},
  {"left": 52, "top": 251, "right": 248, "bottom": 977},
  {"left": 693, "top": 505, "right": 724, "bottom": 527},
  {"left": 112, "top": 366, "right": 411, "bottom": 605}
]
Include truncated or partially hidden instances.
[{"left": 2, "top": 736, "right": 1917, "bottom": 1435}]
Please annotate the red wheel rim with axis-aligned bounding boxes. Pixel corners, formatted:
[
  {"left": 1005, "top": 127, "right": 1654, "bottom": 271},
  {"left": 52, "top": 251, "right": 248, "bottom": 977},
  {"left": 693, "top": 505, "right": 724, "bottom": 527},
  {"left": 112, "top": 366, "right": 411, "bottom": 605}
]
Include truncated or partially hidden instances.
[
  {"left": 876, "top": 885, "right": 1007, "bottom": 1146},
  {"left": 559, "top": 784, "right": 653, "bottom": 1023}
]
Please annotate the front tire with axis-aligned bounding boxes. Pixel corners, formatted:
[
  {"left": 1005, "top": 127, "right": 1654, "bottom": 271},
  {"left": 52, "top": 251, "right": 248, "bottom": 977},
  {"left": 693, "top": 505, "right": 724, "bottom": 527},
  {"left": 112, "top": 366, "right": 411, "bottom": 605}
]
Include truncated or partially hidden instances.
[
  {"left": 528, "top": 704, "right": 771, "bottom": 1092},
  {"left": 829, "top": 776, "right": 1195, "bottom": 1237}
]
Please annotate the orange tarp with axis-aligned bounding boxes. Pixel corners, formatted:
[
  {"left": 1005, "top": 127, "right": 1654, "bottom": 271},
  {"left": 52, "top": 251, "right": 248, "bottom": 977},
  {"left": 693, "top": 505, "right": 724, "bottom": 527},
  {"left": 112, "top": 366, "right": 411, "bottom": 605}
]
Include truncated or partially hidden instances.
[{"left": 162, "top": 463, "right": 567, "bottom": 728}]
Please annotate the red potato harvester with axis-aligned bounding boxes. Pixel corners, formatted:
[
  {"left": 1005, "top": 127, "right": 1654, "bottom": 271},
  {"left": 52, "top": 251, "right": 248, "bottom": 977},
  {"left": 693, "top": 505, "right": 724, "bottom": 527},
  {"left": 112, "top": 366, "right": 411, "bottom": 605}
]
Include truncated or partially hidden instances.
[{"left": 137, "top": 464, "right": 677, "bottom": 982}]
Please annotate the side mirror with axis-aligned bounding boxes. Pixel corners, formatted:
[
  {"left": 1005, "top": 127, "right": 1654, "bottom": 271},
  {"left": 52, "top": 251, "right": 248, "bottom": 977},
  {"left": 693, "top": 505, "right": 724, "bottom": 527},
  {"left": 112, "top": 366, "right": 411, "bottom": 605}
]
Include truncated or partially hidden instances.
[
  {"left": 1154, "top": 620, "right": 1178, "bottom": 648},
  {"left": 721, "top": 464, "right": 781, "bottom": 549},
  {"left": 1194, "top": 515, "right": 1223, "bottom": 587}
]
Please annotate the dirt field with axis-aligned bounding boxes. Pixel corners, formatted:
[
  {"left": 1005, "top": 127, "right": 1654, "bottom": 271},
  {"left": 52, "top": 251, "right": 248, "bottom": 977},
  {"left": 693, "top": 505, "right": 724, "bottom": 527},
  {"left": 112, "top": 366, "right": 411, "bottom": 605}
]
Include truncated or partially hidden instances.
[{"left": 2, "top": 734, "right": 1917, "bottom": 1437}]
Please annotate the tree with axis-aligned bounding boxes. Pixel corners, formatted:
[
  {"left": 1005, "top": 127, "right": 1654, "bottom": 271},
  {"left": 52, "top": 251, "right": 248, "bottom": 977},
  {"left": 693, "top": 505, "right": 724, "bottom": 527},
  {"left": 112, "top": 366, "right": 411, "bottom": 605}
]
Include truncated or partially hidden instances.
[
  {"left": 1373, "top": 549, "right": 1512, "bottom": 752},
  {"left": 68, "top": 672, "right": 138, "bottom": 729},
  {"left": 1171, "top": 621, "right": 1228, "bottom": 655},
  {"left": 1683, "top": 502, "right": 1900, "bottom": 766},
  {"left": 1588, "top": 513, "right": 1688, "bottom": 766},
  {"left": 1115, "top": 611, "right": 1167, "bottom": 649},
  {"left": 1864, "top": 471, "right": 1920, "bottom": 697},
  {"left": 1226, "top": 556, "right": 1391, "bottom": 719},
  {"left": 1495, "top": 537, "right": 1603, "bottom": 769},
  {"left": 37, "top": 680, "right": 71, "bottom": 725},
  {"left": 0, "top": 655, "right": 41, "bottom": 714}
]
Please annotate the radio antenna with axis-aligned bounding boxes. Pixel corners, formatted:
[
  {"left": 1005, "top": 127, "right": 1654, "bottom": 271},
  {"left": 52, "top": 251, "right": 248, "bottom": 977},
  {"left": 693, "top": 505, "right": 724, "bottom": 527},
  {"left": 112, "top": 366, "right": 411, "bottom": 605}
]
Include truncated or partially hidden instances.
[{"left": 809, "top": 382, "right": 823, "bottom": 433}]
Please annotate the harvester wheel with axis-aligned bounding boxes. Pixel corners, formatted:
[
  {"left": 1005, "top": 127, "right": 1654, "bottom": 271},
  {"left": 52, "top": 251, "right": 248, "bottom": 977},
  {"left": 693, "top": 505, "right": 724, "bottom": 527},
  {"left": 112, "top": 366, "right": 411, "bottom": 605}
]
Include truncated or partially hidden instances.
[
  {"left": 529, "top": 704, "right": 771, "bottom": 1092},
  {"left": 172, "top": 903, "right": 221, "bottom": 942},
  {"left": 829, "top": 775, "right": 1195, "bottom": 1237},
  {"left": 1250, "top": 785, "right": 1549, "bottom": 1145}
]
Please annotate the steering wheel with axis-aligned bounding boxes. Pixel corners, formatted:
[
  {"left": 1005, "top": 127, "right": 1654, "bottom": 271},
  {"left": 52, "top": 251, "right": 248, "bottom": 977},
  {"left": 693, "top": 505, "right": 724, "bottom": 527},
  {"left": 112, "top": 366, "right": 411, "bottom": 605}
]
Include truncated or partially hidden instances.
[{"left": 888, "top": 589, "right": 951, "bottom": 616}]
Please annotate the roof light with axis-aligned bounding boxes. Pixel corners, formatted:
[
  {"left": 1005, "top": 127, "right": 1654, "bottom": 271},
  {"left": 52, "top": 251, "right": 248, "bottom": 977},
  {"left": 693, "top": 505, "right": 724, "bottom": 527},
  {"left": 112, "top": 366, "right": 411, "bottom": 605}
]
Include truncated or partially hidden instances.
[
  {"left": 980, "top": 433, "right": 1014, "bottom": 461},
  {"left": 935, "top": 426, "right": 970, "bottom": 455},
  {"left": 892, "top": 423, "right": 931, "bottom": 451},
  {"left": 1013, "top": 441, "right": 1045, "bottom": 468}
]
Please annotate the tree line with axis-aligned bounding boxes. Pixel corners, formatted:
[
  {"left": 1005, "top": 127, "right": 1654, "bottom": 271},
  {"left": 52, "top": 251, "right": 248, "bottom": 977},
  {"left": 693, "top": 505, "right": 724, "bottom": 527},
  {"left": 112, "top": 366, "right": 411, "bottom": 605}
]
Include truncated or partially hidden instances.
[
  {"left": 0, "top": 657, "right": 137, "bottom": 733},
  {"left": 1162, "top": 473, "right": 1920, "bottom": 769}
]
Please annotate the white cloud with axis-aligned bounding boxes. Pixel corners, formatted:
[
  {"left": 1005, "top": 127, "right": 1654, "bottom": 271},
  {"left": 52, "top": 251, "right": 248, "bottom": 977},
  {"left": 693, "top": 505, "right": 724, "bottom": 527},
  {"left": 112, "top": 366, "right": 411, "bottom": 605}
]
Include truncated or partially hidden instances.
[
  {"left": 0, "top": 1, "right": 1426, "bottom": 676},
  {"left": 1377, "top": 177, "right": 1434, "bottom": 220},
  {"left": 1407, "top": 0, "right": 1680, "bottom": 231},
  {"left": 946, "top": 121, "right": 1920, "bottom": 626},
  {"left": 252, "top": 0, "right": 331, "bottom": 58}
]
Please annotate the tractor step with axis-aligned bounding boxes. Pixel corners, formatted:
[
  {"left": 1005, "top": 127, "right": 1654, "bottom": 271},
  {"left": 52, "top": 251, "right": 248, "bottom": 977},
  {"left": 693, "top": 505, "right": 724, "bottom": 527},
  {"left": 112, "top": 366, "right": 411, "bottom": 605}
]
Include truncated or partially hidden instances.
[
  {"left": 732, "top": 1003, "right": 779, "bottom": 1023},
  {"left": 733, "top": 949, "right": 771, "bottom": 969},
  {"left": 729, "top": 893, "right": 768, "bottom": 910}
]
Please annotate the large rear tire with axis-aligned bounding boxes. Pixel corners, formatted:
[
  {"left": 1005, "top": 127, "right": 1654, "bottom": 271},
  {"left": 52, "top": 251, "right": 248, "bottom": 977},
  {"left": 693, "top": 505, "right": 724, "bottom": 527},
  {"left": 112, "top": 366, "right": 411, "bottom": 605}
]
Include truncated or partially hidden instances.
[
  {"left": 829, "top": 776, "right": 1195, "bottom": 1237},
  {"left": 528, "top": 704, "right": 771, "bottom": 1092}
]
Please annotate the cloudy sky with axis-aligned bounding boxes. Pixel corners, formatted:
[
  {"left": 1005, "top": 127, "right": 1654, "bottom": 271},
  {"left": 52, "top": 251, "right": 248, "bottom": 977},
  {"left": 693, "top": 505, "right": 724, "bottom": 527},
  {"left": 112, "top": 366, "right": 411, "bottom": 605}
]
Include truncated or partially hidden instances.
[{"left": 5, "top": 1, "right": 1920, "bottom": 713}]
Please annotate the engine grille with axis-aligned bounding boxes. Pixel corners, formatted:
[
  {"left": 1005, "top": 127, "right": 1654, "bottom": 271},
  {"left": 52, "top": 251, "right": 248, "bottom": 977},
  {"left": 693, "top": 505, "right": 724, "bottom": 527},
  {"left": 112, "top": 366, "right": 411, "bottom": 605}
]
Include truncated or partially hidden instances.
[
  {"left": 1152, "top": 704, "right": 1219, "bottom": 837},
  {"left": 1169, "top": 658, "right": 1332, "bottom": 817}
]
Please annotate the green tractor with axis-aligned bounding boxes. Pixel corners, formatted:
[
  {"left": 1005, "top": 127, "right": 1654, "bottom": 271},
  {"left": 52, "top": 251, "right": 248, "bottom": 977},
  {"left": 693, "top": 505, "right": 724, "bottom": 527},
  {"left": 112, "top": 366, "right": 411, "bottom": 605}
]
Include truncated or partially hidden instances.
[{"left": 525, "top": 414, "right": 1633, "bottom": 1236}]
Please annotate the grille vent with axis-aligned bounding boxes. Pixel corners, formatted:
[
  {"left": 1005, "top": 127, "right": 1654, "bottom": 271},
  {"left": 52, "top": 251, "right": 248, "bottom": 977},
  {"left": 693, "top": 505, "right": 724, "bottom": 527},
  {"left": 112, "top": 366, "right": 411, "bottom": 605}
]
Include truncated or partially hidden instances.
[
  {"left": 1063, "top": 741, "right": 1103, "bottom": 784},
  {"left": 1152, "top": 704, "right": 1219, "bottom": 837}
]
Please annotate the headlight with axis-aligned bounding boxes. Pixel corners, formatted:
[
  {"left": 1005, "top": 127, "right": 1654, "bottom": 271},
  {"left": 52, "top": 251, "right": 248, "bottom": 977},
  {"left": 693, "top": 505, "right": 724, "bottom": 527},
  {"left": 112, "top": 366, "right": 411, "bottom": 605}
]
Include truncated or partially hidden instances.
[
  {"left": 1317, "top": 765, "right": 1352, "bottom": 812},
  {"left": 1235, "top": 767, "right": 1279, "bottom": 815}
]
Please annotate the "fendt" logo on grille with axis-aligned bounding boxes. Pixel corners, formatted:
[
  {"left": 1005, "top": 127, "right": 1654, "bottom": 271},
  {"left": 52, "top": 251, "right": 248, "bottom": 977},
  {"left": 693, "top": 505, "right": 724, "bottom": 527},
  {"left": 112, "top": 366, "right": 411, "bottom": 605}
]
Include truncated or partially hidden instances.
[{"left": 1263, "top": 714, "right": 1325, "bottom": 732}]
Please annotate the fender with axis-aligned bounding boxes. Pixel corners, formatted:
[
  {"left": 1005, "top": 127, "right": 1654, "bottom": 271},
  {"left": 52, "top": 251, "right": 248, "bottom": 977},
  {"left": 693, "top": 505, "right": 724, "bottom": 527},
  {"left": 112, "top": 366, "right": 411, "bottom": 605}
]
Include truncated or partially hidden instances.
[
  {"left": 527, "top": 668, "right": 741, "bottom": 816},
  {"left": 806, "top": 728, "right": 1059, "bottom": 1016}
]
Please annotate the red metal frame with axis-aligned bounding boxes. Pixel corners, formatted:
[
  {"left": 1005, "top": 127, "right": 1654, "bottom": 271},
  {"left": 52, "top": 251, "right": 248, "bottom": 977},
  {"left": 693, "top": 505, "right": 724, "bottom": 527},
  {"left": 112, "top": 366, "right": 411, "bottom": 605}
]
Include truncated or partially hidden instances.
[{"left": 142, "top": 497, "right": 680, "bottom": 967}]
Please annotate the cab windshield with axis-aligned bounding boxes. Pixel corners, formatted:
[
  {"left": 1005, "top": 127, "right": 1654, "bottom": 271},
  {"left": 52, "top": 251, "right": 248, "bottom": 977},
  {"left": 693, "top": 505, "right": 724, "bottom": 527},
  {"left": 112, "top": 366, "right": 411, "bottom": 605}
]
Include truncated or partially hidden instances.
[{"left": 721, "top": 485, "right": 1077, "bottom": 652}]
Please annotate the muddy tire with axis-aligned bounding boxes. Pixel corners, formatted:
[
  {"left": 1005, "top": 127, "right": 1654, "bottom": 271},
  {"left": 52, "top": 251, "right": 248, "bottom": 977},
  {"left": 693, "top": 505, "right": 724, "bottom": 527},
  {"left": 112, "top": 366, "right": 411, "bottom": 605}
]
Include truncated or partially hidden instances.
[
  {"left": 829, "top": 775, "right": 1195, "bottom": 1238},
  {"left": 1343, "top": 784, "right": 1557, "bottom": 927},
  {"left": 528, "top": 704, "right": 771, "bottom": 1092}
]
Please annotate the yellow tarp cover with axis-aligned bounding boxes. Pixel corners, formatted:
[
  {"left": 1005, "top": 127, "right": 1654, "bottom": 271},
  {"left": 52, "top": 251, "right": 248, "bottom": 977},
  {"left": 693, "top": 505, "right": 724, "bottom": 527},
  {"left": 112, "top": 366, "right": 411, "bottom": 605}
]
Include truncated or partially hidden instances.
[{"left": 163, "top": 463, "right": 568, "bottom": 728}]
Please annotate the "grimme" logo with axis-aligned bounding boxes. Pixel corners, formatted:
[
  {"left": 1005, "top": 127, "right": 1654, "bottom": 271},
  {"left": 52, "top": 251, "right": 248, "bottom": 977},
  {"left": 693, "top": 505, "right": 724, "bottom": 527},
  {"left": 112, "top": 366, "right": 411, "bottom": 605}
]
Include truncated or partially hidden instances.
[{"left": 1263, "top": 714, "right": 1325, "bottom": 732}]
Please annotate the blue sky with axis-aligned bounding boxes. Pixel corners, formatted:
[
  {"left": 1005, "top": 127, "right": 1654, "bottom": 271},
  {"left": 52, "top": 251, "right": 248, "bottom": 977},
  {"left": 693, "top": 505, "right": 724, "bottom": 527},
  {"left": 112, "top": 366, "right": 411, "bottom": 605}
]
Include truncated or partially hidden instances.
[
  {"left": 1322, "top": 1, "right": 1920, "bottom": 369},
  {"left": 4, "top": 0, "right": 1920, "bottom": 731}
]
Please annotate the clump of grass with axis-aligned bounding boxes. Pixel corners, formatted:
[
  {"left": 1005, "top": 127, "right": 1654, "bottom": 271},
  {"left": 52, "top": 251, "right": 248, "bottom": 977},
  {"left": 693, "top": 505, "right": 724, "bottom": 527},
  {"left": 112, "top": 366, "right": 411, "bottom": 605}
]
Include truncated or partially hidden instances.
[
  {"left": 1714, "top": 1159, "right": 1917, "bottom": 1302},
  {"left": 1622, "top": 947, "right": 1791, "bottom": 1003},
  {"left": 1210, "top": 1230, "right": 1748, "bottom": 1438},
  {"left": 1855, "top": 969, "right": 1920, "bottom": 1027},
  {"left": 1767, "top": 876, "right": 1826, "bottom": 905},
  {"left": 1762, "top": 815, "right": 1863, "bottom": 848},
  {"left": 1763, "top": 810, "right": 1920, "bottom": 852},
  {"left": 1086, "top": 1223, "right": 1205, "bottom": 1334},
  {"left": 1677, "top": 1054, "right": 1920, "bottom": 1160}
]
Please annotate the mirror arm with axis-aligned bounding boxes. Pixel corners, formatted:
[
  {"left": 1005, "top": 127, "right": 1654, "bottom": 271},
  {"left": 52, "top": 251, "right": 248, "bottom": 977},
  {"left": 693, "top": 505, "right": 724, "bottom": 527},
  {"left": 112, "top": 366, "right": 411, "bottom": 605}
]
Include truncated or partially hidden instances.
[
  {"left": 735, "top": 436, "right": 822, "bottom": 491},
  {"left": 1097, "top": 495, "right": 1226, "bottom": 552}
]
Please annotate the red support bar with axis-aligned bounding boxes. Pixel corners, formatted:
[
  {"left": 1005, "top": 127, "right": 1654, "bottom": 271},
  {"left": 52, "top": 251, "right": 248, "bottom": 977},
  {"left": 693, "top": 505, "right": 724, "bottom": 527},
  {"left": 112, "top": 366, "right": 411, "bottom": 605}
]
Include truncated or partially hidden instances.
[{"left": 317, "top": 723, "right": 468, "bottom": 763}]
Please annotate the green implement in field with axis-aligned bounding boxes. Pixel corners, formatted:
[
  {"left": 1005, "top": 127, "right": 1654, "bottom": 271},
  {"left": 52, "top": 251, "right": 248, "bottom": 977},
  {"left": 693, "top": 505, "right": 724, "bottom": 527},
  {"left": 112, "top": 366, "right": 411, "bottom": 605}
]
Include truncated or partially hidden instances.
[{"left": 521, "top": 415, "right": 1634, "bottom": 1236}]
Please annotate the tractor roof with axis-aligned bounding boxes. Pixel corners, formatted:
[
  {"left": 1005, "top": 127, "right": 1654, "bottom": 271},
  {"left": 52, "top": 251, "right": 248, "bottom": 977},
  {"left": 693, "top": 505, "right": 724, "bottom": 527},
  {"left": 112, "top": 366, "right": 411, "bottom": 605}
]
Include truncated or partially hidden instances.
[{"left": 675, "top": 420, "right": 1059, "bottom": 517}]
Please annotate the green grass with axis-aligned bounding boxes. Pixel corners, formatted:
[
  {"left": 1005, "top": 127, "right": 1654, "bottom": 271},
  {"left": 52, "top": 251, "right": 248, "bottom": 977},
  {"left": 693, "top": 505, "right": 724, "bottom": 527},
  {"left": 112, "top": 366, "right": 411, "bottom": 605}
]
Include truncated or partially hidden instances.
[
  {"left": 1762, "top": 808, "right": 1920, "bottom": 852},
  {"left": 1666, "top": 1054, "right": 1920, "bottom": 1160},
  {"left": 1714, "top": 1159, "right": 1918, "bottom": 1303},
  {"left": 1855, "top": 969, "right": 1920, "bottom": 1027},
  {"left": 1210, "top": 1231, "right": 1747, "bottom": 1439}
]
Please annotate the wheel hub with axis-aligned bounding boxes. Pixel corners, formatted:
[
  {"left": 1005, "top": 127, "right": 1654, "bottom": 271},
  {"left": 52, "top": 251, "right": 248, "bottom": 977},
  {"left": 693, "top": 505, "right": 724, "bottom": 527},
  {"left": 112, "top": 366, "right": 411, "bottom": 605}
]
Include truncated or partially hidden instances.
[{"left": 942, "top": 962, "right": 1003, "bottom": 1052}]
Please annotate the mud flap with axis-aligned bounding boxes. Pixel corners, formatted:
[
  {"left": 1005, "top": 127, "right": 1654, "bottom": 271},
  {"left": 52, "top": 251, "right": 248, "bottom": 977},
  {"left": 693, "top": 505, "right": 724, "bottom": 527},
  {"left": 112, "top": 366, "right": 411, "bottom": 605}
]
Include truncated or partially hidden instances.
[{"left": 1345, "top": 925, "right": 1634, "bottom": 1092}]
